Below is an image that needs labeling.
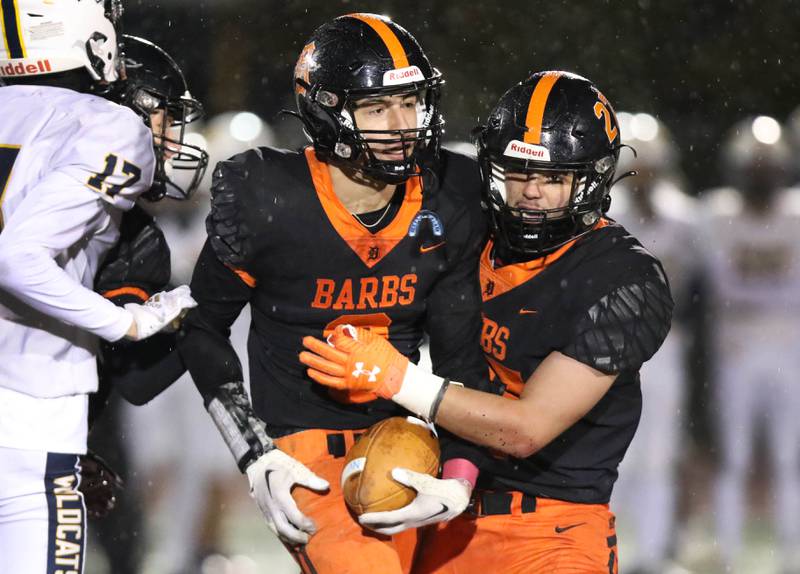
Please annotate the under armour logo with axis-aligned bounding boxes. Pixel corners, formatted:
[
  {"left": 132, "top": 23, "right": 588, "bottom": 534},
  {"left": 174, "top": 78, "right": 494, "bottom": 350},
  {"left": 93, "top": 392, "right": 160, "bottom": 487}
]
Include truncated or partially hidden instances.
[
  {"left": 368, "top": 246, "right": 380, "bottom": 260},
  {"left": 352, "top": 362, "right": 381, "bottom": 382},
  {"left": 484, "top": 280, "right": 495, "bottom": 297}
]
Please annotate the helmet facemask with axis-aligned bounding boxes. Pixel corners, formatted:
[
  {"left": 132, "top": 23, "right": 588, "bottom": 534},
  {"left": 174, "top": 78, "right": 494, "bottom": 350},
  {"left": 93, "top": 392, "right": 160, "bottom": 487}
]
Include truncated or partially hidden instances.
[
  {"left": 480, "top": 145, "right": 616, "bottom": 258},
  {"left": 300, "top": 79, "right": 443, "bottom": 185},
  {"left": 119, "top": 36, "right": 209, "bottom": 201}
]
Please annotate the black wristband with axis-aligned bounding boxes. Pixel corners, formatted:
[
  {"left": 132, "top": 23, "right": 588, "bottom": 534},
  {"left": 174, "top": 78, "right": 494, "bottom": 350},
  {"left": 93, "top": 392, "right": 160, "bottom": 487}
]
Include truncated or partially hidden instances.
[{"left": 428, "top": 378, "right": 451, "bottom": 423}]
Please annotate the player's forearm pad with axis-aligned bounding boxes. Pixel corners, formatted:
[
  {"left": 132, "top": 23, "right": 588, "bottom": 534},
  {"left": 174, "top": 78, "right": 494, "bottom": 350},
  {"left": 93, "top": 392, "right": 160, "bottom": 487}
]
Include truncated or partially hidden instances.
[{"left": 205, "top": 381, "right": 274, "bottom": 472}]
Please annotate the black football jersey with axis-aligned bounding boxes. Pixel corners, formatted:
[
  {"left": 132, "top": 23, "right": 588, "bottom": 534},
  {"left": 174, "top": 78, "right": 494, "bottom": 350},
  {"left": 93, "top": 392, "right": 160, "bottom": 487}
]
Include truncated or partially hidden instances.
[
  {"left": 476, "top": 220, "right": 673, "bottom": 503},
  {"left": 180, "top": 146, "right": 488, "bottom": 434}
]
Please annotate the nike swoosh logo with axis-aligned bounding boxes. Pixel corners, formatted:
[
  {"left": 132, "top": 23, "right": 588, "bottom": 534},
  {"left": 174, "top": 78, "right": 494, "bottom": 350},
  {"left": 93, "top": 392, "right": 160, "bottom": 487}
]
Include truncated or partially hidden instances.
[
  {"left": 519, "top": 309, "right": 538, "bottom": 315},
  {"left": 554, "top": 522, "right": 586, "bottom": 534},
  {"left": 430, "top": 503, "right": 449, "bottom": 518},
  {"left": 420, "top": 241, "right": 446, "bottom": 254}
]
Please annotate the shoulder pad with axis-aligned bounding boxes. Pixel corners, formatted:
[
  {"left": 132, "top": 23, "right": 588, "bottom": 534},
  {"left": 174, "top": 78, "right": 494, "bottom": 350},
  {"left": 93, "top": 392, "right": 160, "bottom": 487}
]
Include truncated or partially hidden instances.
[
  {"left": 95, "top": 205, "right": 170, "bottom": 299},
  {"left": 563, "top": 270, "right": 674, "bottom": 374},
  {"left": 205, "top": 149, "right": 267, "bottom": 268}
]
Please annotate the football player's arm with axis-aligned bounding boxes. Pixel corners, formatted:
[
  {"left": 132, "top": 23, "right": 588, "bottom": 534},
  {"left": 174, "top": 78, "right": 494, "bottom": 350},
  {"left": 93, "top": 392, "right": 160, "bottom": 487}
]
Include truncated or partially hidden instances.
[
  {"left": 0, "top": 170, "right": 136, "bottom": 341},
  {"left": 178, "top": 157, "right": 328, "bottom": 544},
  {"left": 303, "top": 272, "right": 674, "bottom": 458},
  {"left": 431, "top": 275, "right": 674, "bottom": 458},
  {"left": 94, "top": 207, "right": 186, "bottom": 408},
  {"left": 434, "top": 353, "right": 616, "bottom": 458},
  {"left": 0, "top": 113, "right": 188, "bottom": 342}
]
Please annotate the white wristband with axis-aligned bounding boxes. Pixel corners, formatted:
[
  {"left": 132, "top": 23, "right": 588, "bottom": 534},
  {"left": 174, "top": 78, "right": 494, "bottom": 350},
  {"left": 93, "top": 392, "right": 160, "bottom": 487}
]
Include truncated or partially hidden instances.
[{"left": 393, "top": 362, "right": 446, "bottom": 421}]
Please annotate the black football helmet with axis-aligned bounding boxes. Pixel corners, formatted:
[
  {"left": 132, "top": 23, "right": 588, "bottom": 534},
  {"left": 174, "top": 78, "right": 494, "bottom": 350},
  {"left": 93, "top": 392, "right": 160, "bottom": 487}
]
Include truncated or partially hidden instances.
[
  {"left": 477, "top": 71, "right": 621, "bottom": 257},
  {"left": 115, "top": 35, "right": 209, "bottom": 201},
  {"left": 293, "top": 13, "right": 444, "bottom": 184}
]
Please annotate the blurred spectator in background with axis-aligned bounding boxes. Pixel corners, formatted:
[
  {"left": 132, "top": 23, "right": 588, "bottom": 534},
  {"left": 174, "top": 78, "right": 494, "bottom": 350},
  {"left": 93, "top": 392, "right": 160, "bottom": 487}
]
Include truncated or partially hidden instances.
[
  {"left": 700, "top": 116, "right": 800, "bottom": 574},
  {"left": 609, "top": 112, "right": 700, "bottom": 574}
]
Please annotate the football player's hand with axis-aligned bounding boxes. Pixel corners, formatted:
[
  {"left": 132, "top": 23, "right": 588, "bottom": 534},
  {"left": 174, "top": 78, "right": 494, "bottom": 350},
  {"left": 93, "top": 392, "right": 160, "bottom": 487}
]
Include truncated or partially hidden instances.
[
  {"left": 358, "top": 468, "right": 472, "bottom": 535},
  {"left": 245, "top": 449, "right": 330, "bottom": 545},
  {"left": 124, "top": 285, "right": 197, "bottom": 340},
  {"left": 78, "top": 451, "right": 124, "bottom": 520},
  {"left": 300, "top": 325, "right": 410, "bottom": 400}
]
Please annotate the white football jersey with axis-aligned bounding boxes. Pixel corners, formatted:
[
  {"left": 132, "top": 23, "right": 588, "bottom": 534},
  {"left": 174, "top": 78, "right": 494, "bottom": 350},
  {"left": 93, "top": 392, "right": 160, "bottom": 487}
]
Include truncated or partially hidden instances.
[
  {"left": 0, "top": 85, "right": 154, "bottom": 452},
  {"left": 609, "top": 180, "right": 700, "bottom": 312},
  {"left": 699, "top": 187, "right": 800, "bottom": 326}
]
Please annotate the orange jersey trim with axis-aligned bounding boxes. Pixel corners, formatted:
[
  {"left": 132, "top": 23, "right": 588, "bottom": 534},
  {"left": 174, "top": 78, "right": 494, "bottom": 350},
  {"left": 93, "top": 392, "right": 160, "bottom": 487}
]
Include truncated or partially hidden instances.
[
  {"left": 480, "top": 218, "right": 609, "bottom": 301},
  {"left": 347, "top": 13, "right": 410, "bottom": 69},
  {"left": 226, "top": 265, "right": 257, "bottom": 288},
  {"left": 523, "top": 72, "right": 562, "bottom": 145},
  {"left": 305, "top": 147, "right": 422, "bottom": 268},
  {"left": 102, "top": 286, "right": 149, "bottom": 302}
]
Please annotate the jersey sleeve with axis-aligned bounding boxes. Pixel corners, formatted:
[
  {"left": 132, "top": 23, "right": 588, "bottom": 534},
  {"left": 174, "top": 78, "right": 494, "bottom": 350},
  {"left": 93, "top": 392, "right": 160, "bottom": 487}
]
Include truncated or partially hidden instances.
[
  {"left": 205, "top": 150, "right": 261, "bottom": 270},
  {"left": 0, "top": 169, "right": 134, "bottom": 341},
  {"left": 52, "top": 104, "right": 155, "bottom": 211},
  {"left": 177, "top": 239, "right": 253, "bottom": 399},
  {"left": 561, "top": 263, "right": 674, "bottom": 374}
]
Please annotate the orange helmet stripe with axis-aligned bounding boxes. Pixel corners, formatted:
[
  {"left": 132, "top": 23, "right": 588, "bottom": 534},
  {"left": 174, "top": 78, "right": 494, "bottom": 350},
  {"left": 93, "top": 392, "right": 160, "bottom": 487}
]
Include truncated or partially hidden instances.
[
  {"left": 523, "top": 72, "right": 562, "bottom": 145},
  {"left": 347, "top": 13, "right": 410, "bottom": 69}
]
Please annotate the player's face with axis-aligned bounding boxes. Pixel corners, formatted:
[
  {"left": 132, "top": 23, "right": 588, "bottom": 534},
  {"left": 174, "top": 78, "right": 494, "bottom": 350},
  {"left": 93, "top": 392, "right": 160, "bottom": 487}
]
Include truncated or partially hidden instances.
[
  {"left": 504, "top": 170, "right": 574, "bottom": 213},
  {"left": 352, "top": 92, "right": 420, "bottom": 161},
  {"left": 149, "top": 109, "right": 180, "bottom": 160}
]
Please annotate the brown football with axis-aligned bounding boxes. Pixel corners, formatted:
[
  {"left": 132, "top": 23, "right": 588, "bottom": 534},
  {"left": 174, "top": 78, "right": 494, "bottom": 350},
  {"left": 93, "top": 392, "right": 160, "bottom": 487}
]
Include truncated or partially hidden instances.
[{"left": 342, "top": 416, "right": 440, "bottom": 516}]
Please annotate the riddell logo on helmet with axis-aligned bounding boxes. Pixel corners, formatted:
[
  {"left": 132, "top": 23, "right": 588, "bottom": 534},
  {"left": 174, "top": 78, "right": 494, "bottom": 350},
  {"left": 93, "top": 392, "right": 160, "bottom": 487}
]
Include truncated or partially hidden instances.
[
  {"left": 0, "top": 59, "right": 53, "bottom": 77},
  {"left": 503, "top": 140, "right": 551, "bottom": 161},
  {"left": 383, "top": 66, "right": 424, "bottom": 86}
]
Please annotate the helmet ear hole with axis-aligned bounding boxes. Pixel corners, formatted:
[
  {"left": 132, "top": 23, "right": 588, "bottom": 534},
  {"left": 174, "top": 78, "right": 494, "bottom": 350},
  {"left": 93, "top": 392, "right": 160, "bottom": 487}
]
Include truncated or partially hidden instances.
[{"left": 298, "top": 95, "right": 348, "bottom": 158}]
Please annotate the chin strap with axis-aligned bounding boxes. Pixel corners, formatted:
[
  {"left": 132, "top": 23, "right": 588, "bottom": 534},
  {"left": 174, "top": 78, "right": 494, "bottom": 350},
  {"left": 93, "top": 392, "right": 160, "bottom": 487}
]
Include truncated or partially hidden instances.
[{"left": 205, "top": 381, "right": 274, "bottom": 472}]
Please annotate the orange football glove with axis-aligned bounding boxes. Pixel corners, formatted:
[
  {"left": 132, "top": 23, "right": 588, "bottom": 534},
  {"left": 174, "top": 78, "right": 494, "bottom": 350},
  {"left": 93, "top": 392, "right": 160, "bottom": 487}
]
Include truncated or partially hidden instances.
[
  {"left": 327, "top": 387, "right": 380, "bottom": 405},
  {"left": 300, "top": 325, "right": 410, "bottom": 400}
]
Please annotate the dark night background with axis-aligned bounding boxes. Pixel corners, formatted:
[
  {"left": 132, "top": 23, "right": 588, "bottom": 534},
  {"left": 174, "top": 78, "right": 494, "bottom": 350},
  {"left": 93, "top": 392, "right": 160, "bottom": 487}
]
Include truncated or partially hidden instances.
[{"left": 125, "top": 0, "right": 800, "bottom": 193}]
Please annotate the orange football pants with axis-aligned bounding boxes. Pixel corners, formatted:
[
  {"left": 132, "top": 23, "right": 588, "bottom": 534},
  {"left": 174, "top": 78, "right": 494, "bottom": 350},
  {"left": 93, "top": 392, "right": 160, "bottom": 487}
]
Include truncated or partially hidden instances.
[
  {"left": 414, "top": 491, "right": 618, "bottom": 574},
  {"left": 275, "top": 429, "right": 418, "bottom": 574}
]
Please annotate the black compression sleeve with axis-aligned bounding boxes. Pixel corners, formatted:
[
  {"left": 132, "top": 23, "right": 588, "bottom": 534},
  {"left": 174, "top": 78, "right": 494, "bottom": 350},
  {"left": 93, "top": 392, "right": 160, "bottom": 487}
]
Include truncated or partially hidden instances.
[
  {"left": 178, "top": 240, "right": 253, "bottom": 398},
  {"left": 100, "top": 334, "right": 186, "bottom": 405}
]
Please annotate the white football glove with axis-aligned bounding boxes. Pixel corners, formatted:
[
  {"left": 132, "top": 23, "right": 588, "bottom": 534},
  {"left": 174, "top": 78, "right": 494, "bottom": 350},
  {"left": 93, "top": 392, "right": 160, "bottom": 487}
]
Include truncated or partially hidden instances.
[
  {"left": 245, "top": 449, "right": 330, "bottom": 545},
  {"left": 358, "top": 468, "right": 472, "bottom": 535},
  {"left": 123, "top": 285, "right": 197, "bottom": 341}
]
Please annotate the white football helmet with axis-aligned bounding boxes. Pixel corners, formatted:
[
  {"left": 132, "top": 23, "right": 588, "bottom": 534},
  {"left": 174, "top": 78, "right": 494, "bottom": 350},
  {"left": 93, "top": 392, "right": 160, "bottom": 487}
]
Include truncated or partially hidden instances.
[
  {"left": 616, "top": 112, "right": 680, "bottom": 178},
  {"left": 0, "top": 0, "right": 123, "bottom": 83}
]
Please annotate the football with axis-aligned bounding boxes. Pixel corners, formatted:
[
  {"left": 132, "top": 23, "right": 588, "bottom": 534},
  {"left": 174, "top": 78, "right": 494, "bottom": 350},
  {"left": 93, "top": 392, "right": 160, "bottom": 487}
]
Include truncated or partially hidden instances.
[{"left": 342, "top": 416, "right": 440, "bottom": 516}]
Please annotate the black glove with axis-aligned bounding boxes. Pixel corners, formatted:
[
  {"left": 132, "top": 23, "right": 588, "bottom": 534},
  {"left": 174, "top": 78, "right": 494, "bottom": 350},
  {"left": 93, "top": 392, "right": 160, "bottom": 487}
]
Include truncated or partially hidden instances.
[{"left": 78, "top": 451, "right": 124, "bottom": 519}]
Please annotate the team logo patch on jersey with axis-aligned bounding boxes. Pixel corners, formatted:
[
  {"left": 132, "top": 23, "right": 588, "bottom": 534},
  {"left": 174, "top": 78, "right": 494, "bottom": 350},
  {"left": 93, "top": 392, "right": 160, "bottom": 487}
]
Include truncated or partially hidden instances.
[{"left": 408, "top": 209, "right": 444, "bottom": 238}]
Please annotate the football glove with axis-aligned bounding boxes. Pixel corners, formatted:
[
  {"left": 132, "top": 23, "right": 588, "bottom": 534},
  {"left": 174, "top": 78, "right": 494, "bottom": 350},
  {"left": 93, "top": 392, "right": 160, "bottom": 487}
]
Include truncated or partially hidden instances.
[
  {"left": 358, "top": 468, "right": 472, "bottom": 535},
  {"left": 245, "top": 449, "right": 329, "bottom": 545},
  {"left": 78, "top": 450, "right": 124, "bottom": 520},
  {"left": 124, "top": 285, "right": 197, "bottom": 341},
  {"left": 300, "top": 325, "right": 447, "bottom": 420}
]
